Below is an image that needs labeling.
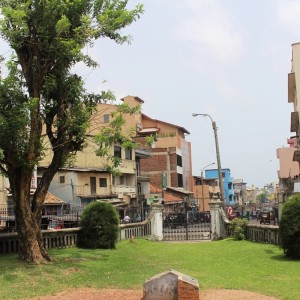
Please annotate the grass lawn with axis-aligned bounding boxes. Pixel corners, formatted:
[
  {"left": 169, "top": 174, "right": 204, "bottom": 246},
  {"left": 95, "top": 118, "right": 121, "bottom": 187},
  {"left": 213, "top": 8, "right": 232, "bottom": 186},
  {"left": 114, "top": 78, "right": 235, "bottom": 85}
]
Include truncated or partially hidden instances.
[{"left": 0, "top": 238, "right": 299, "bottom": 300}]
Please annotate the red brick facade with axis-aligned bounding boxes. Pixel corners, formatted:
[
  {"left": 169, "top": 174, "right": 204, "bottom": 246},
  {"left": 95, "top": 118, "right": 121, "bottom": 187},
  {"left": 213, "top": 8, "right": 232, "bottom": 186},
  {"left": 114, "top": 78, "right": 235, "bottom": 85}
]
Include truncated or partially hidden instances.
[
  {"left": 178, "top": 279, "right": 199, "bottom": 300},
  {"left": 140, "top": 147, "right": 181, "bottom": 189}
]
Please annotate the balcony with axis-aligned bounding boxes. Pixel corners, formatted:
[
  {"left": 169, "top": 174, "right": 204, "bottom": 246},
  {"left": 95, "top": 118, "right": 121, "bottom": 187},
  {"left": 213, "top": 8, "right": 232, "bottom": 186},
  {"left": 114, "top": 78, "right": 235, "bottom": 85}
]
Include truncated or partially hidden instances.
[
  {"left": 288, "top": 72, "right": 296, "bottom": 103},
  {"left": 112, "top": 185, "right": 136, "bottom": 198}
]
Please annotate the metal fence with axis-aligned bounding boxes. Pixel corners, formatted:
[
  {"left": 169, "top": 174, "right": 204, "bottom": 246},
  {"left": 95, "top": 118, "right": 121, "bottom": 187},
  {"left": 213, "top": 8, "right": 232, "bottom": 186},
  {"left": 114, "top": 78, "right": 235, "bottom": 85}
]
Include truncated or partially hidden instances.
[
  {"left": 163, "top": 211, "right": 211, "bottom": 241},
  {"left": 0, "top": 207, "right": 81, "bottom": 233}
]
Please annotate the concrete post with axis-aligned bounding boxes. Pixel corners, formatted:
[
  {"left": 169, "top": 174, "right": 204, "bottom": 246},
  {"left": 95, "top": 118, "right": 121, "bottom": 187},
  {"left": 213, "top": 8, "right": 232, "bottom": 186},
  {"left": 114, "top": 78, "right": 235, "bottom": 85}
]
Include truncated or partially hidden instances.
[
  {"left": 150, "top": 203, "right": 164, "bottom": 241},
  {"left": 209, "top": 197, "right": 225, "bottom": 240}
]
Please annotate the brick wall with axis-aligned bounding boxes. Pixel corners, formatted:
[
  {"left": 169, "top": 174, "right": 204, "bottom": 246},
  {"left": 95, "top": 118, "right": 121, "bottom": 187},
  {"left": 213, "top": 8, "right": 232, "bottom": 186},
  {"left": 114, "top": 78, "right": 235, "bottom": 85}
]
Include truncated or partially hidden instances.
[
  {"left": 150, "top": 174, "right": 164, "bottom": 189},
  {"left": 170, "top": 172, "right": 178, "bottom": 187},
  {"left": 140, "top": 151, "right": 167, "bottom": 172},
  {"left": 178, "top": 279, "right": 199, "bottom": 300}
]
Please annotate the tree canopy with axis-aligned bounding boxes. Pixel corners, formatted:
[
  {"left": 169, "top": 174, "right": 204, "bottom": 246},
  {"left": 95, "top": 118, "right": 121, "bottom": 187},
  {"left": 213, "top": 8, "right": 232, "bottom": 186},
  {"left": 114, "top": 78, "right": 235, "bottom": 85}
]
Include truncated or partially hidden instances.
[{"left": 0, "top": 0, "right": 143, "bottom": 264}]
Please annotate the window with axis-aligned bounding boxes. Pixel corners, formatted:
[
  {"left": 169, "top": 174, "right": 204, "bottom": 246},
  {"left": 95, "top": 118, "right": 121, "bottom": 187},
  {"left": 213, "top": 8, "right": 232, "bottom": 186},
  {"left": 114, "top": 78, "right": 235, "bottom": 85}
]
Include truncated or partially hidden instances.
[
  {"left": 114, "top": 145, "right": 122, "bottom": 158},
  {"left": 228, "top": 183, "right": 232, "bottom": 189},
  {"left": 113, "top": 175, "right": 125, "bottom": 185},
  {"left": 90, "top": 177, "right": 96, "bottom": 194},
  {"left": 177, "top": 174, "right": 183, "bottom": 187},
  {"left": 103, "top": 114, "right": 109, "bottom": 123},
  {"left": 177, "top": 154, "right": 182, "bottom": 167},
  {"left": 137, "top": 183, "right": 142, "bottom": 194},
  {"left": 120, "top": 176, "right": 125, "bottom": 185},
  {"left": 125, "top": 148, "right": 132, "bottom": 160},
  {"left": 99, "top": 178, "right": 107, "bottom": 187},
  {"left": 59, "top": 176, "right": 65, "bottom": 184}
]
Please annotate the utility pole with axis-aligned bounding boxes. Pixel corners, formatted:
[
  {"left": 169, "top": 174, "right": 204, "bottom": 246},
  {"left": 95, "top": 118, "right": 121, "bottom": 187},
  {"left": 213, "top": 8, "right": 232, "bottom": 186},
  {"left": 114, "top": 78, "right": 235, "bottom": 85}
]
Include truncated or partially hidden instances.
[{"left": 192, "top": 113, "right": 225, "bottom": 206}]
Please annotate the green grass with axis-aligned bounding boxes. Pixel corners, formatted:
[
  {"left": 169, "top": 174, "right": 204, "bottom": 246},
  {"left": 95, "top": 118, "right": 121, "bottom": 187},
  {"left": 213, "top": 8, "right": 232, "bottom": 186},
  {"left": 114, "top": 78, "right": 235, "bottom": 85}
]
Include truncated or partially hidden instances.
[{"left": 0, "top": 238, "right": 299, "bottom": 300}]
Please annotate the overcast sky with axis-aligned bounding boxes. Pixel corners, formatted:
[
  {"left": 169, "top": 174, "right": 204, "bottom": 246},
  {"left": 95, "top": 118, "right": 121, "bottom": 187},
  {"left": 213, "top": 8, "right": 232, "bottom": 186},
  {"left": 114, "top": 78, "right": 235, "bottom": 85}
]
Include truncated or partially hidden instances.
[{"left": 1, "top": 0, "right": 299, "bottom": 188}]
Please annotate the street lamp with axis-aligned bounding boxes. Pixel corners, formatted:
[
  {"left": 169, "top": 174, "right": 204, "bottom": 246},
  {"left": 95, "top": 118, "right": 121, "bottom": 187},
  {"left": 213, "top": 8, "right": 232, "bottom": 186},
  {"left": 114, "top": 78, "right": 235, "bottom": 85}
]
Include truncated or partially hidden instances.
[
  {"left": 201, "top": 162, "right": 215, "bottom": 211},
  {"left": 192, "top": 113, "right": 225, "bottom": 205}
]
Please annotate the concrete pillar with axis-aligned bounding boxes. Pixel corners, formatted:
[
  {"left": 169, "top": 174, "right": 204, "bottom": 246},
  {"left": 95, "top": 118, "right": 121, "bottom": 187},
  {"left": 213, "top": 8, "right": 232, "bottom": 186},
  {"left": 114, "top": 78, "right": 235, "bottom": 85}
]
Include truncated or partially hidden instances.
[
  {"left": 150, "top": 203, "right": 164, "bottom": 241},
  {"left": 209, "top": 198, "right": 225, "bottom": 240}
]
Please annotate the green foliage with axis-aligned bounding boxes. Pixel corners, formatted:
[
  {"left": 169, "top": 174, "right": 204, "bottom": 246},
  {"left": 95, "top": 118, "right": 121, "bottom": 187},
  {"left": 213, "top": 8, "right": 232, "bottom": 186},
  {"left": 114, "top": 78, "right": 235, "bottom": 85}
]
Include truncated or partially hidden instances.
[
  {"left": 78, "top": 201, "right": 120, "bottom": 249},
  {"left": 229, "top": 218, "right": 247, "bottom": 240},
  {"left": 145, "top": 134, "right": 157, "bottom": 147},
  {"left": 279, "top": 193, "right": 300, "bottom": 259},
  {"left": 0, "top": 0, "right": 143, "bottom": 262}
]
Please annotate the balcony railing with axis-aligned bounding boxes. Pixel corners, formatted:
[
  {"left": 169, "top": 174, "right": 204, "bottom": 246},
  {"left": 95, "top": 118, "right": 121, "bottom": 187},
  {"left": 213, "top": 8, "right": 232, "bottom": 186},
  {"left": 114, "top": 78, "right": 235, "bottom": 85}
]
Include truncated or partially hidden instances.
[{"left": 111, "top": 185, "right": 136, "bottom": 198}]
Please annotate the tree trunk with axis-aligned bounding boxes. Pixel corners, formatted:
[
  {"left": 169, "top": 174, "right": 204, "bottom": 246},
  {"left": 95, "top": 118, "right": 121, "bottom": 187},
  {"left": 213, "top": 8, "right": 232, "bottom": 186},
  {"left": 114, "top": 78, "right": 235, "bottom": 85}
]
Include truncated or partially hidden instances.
[{"left": 9, "top": 167, "right": 51, "bottom": 264}]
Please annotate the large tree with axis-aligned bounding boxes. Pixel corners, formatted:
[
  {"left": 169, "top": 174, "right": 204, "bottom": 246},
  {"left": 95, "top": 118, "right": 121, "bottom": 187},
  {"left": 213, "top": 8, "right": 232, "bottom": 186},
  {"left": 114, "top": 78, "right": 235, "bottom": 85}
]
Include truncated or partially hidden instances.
[{"left": 0, "top": 0, "right": 143, "bottom": 264}]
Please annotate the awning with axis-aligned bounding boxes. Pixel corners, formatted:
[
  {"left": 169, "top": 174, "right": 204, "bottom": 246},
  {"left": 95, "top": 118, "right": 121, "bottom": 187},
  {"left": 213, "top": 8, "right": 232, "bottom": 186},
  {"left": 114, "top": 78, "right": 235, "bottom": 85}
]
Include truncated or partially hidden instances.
[{"left": 138, "top": 128, "right": 159, "bottom": 134}]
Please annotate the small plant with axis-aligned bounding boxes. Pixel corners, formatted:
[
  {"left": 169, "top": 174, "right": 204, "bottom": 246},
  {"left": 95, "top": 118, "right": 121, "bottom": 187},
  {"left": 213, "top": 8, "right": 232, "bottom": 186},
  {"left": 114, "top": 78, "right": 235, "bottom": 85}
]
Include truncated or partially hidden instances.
[
  {"left": 279, "top": 193, "right": 300, "bottom": 259},
  {"left": 78, "top": 201, "right": 120, "bottom": 249},
  {"left": 229, "top": 218, "right": 247, "bottom": 240}
]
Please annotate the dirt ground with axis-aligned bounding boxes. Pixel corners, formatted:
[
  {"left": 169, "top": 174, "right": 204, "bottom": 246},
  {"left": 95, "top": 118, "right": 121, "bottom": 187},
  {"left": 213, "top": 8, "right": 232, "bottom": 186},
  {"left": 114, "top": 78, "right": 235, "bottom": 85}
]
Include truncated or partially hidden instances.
[{"left": 29, "top": 288, "right": 280, "bottom": 300}]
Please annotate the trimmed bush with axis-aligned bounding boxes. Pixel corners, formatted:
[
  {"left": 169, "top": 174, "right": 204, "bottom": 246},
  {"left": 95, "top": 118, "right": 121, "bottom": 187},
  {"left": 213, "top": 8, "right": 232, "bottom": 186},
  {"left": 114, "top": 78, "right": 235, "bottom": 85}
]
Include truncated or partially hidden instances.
[
  {"left": 78, "top": 201, "right": 120, "bottom": 249},
  {"left": 229, "top": 218, "right": 247, "bottom": 240},
  {"left": 279, "top": 194, "right": 300, "bottom": 259}
]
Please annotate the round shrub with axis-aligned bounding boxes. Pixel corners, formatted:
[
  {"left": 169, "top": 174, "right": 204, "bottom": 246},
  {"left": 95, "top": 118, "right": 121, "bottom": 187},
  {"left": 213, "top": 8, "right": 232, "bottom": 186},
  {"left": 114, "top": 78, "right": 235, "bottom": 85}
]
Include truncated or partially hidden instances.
[
  {"left": 78, "top": 201, "right": 120, "bottom": 249},
  {"left": 279, "top": 194, "right": 300, "bottom": 259},
  {"left": 229, "top": 218, "right": 247, "bottom": 240}
]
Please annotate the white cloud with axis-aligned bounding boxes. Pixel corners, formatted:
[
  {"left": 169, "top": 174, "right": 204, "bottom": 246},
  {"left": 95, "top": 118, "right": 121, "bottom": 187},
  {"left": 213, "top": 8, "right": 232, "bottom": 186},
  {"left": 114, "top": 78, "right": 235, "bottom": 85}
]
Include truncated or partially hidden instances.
[{"left": 176, "top": 0, "right": 243, "bottom": 64}]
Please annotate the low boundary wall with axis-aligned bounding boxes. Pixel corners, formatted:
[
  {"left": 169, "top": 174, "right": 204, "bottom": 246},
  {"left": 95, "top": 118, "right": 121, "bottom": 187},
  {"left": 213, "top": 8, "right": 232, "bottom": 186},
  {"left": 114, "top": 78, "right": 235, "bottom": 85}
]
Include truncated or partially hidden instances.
[
  {"left": 246, "top": 224, "right": 280, "bottom": 246},
  {"left": 0, "top": 217, "right": 281, "bottom": 255},
  {"left": 0, "top": 212, "right": 155, "bottom": 255},
  {"left": 0, "top": 228, "right": 79, "bottom": 255}
]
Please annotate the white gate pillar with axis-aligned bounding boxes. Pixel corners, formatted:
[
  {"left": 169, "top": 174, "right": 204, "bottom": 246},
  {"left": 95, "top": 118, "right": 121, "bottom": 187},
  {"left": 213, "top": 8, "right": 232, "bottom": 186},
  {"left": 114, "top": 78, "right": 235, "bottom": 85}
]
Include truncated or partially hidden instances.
[
  {"left": 150, "top": 203, "right": 164, "bottom": 241},
  {"left": 209, "top": 197, "right": 225, "bottom": 240}
]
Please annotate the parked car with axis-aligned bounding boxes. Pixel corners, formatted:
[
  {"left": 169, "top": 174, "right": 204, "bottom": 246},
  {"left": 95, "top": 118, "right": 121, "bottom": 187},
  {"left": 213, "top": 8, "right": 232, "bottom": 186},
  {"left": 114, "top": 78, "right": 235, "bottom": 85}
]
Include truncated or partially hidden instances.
[{"left": 258, "top": 210, "right": 275, "bottom": 225}]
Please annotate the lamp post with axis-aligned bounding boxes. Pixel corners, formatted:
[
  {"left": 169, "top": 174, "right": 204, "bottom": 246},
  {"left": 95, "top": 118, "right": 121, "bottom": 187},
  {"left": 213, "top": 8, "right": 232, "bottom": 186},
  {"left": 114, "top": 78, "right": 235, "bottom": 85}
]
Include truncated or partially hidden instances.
[
  {"left": 192, "top": 113, "right": 225, "bottom": 205},
  {"left": 201, "top": 162, "right": 215, "bottom": 211}
]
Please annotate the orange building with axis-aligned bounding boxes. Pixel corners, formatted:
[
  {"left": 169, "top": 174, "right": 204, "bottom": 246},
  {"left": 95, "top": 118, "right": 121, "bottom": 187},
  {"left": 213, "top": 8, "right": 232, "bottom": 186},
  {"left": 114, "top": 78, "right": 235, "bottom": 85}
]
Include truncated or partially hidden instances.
[{"left": 135, "top": 111, "right": 193, "bottom": 192}]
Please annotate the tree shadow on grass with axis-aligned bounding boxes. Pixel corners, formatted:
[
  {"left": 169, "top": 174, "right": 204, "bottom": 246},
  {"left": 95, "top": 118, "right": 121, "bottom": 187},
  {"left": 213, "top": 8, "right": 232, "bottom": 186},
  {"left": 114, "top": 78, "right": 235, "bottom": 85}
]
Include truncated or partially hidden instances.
[{"left": 269, "top": 253, "right": 300, "bottom": 262}]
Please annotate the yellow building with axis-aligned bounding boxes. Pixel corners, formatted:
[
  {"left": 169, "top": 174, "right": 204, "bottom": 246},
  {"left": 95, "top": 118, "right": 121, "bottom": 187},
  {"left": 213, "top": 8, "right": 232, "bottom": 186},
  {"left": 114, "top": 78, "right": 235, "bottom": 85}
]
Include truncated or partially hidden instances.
[{"left": 38, "top": 96, "right": 148, "bottom": 220}]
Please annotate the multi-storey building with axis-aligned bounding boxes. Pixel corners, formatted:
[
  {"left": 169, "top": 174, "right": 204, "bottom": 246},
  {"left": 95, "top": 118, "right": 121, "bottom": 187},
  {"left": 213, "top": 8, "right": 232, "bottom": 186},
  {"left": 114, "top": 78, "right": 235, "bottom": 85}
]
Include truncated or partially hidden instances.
[
  {"left": 38, "top": 96, "right": 151, "bottom": 220},
  {"left": 1, "top": 95, "right": 194, "bottom": 217},
  {"left": 204, "top": 168, "right": 234, "bottom": 207},
  {"left": 135, "top": 112, "right": 193, "bottom": 192},
  {"left": 281, "top": 42, "right": 300, "bottom": 199},
  {"left": 233, "top": 179, "right": 247, "bottom": 209},
  {"left": 193, "top": 176, "right": 219, "bottom": 211},
  {"left": 277, "top": 138, "right": 299, "bottom": 201}
]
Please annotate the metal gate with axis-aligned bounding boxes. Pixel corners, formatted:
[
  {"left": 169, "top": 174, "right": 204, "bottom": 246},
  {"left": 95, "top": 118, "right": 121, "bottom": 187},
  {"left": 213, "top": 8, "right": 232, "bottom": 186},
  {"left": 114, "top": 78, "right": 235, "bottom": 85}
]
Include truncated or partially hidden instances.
[{"left": 163, "top": 211, "right": 211, "bottom": 241}]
